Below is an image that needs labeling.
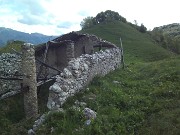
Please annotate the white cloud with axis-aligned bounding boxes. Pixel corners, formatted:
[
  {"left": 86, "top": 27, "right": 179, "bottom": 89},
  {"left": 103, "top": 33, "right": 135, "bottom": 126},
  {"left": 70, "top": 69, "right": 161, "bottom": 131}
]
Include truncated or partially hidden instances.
[{"left": 0, "top": 0, "right": 180, "bottom": 35}]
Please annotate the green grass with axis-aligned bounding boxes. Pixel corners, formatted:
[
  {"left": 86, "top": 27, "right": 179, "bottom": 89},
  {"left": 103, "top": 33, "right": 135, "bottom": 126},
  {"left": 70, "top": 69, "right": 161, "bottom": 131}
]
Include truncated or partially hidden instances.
[
  {"left": 35, "top": 56, "right": 180, "bottom": 135},
  {"left": 0, "top": 81, "right": 54, "bottom": 135},
  {"left": 81, "top": 21, "right": 174, "bottom": 62},
  {"left": 0, "top": 93, "right": 31, "bottom": 135},
  {"left": 0, "top": 21, "right": 179, "bottom": 134}
]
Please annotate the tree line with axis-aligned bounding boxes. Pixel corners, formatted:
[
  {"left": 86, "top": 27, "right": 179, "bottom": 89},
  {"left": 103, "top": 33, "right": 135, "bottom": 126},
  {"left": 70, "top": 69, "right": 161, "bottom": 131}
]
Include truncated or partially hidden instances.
[
  {"left": 80, "top": 10, "right": 147, "bottom": 33},
  {"left": 80, "top": 10, "right": 126, "bottom": 29},
  {"left": 151, "top": 29, "right": 180, "bottom": 54}
]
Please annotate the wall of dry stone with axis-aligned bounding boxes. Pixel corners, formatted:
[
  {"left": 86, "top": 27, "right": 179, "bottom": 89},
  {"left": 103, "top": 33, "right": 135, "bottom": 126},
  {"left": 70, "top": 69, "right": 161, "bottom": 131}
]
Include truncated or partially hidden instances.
[
  {"left": 0, "top": 53, "right": 22, "bottom": 95},
  {"left": 47, "top": 47, "right": 122, "bottom": 110},
  {"left": 0, "top": 47, "right": 122, "bottom": 111}
]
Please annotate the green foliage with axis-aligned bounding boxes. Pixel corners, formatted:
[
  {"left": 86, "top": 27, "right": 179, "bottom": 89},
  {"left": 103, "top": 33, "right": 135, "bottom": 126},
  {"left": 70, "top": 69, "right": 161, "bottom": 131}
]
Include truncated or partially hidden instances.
[
  {"left": 80, "top": 10, "right": 127, "bottom": 29},
  {"left": 0, "top": 81, "right": 53, "bottom": 135},
  {"left": 81, "top": 21, "right": 173, "bottom": 62},
  {"left": 151, "top": 28, "right": 180, "bottom": 54},
  {"left": 95, "top": 10, "right": 127, "bottom": 24},
  {"left": 0, "top": 40, "right": 24, "bottom": 54},
  {"left": 139, "top": 24, "right": 147, "bottom": 33},
  {"left": 80, "top": 16, "right": 96, "bottom": 29},
  {"left": 0, "top": 93, "right": 31, "bottom": 135},
  {"left": 127, "top": 21, "right": 147, "bottom": 33}
]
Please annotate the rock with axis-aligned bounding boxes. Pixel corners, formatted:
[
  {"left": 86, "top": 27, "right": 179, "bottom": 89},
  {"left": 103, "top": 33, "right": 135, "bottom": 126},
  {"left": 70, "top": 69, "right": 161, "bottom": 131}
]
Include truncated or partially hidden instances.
[
  {"left": 0, "top": 53, "right": 22, "bottom": 94},
  {"left": 83, "top": 63, "right": 89, "bottom": 71},
  {"left": 69, "top": 89, "right": 75, "bottom": 96},
  {"left": 58, "top": 97, "right": 66, "bottom": 105},
  {"left": 56, "top": 76, "right": 64, "bottom": 83},
  {"left": 61, "top": 85, "right": 69, "bottom": 92},
  {"left": 28, "top": 129, "right": 35, "bottom": 135},
  {"left": 60, "top": 92, "right": 68, "bottom": 97},
  {"left": 49, "top": 83, "right": 61, "bottom": 93},
  {"left": 83, "top": 108, "right": 97, "bottom": 119},
  {"left": 47, "top": 100, "right": 55, "bottom": 110},
  {"left": 28, "top": 114, "right": 46, "bottom": 134},
  {"left": 51, "top": 127, "right": 55, "bottom": 133},
  {"left": 85, "top": 119, "right": 91, "bottom": 126},
  {"left": 33, "top": 125, "right": 38, "bottom": 131},
  {"left": 72, "top": 60, "right": 80, "bottom": 70},
  {"left": 63, "top": 68, "right": 72, "bottom": 78},
  {"left": 113, "top": 80, "right": 120, "bottom": 84}
]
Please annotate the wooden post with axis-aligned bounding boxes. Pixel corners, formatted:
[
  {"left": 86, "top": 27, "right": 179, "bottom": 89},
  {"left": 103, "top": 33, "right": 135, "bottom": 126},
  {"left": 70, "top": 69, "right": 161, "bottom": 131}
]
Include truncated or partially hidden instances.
[
  {"left": 120, "top": 37, "right": 125, "bottom": 69},
  {"left": 22, "top": 43, "right": 38, "bottom": 119}
]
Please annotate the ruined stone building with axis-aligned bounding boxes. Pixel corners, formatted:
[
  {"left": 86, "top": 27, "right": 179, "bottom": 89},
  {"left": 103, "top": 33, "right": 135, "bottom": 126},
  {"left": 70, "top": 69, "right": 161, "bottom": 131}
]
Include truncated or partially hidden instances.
[
  {"left": 0, "top": 31, "right": 120, "bottom": 98},
  {"left": 35, "top": 32, "right": 117, "bottom": 79}
]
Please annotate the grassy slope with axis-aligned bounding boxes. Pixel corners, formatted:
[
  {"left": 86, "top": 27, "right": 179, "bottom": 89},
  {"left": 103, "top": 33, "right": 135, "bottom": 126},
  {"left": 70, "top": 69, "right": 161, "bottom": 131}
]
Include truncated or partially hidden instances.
[
  {"left": 35, "top": 57, "right": 180, "bottom": 135},
  {"left": 80, "top": 21, "right": 174, "bottom": 62},
  {"left": 0, "top": 21, "right": 179, "bottom": 134},
  {"left": 35, "top": 22, "right": 179, "bottom": 135}
]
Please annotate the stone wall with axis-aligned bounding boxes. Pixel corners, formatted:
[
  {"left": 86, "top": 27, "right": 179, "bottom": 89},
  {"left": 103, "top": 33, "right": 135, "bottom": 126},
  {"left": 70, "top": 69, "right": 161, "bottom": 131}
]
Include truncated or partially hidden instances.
[
  {"left": 47, "top": 47, "right": 122, "bottom": 110},
  {"left": 74, "top": 36, "right": 95, "bottom": 56},
  {"left": 0, "top": 53, "right": 22, "bottom": 95}
]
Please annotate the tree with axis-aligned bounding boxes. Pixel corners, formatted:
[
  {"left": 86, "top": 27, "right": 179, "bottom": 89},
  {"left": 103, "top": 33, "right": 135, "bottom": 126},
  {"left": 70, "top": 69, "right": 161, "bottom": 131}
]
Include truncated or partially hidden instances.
[
  {"left": 95, "top": 10, "right": 127, "bottom": 24},
  {"left": 80, "top": 16, "right": 95, "bottom": 29},
  {"left": 139, "top": 24, "right": 147, "bottom": 33},
  {"left": 134, "top": 20, "right": 138, "bottom": 26},
  {"left": 95, "top": 12, "right": 106, "bottom": 23},
  {"left": 80, "top": 10, "right": 127, "bottom": 29},
  {"left": 151, "top": 29, "right": 180, "bottom": 54}
]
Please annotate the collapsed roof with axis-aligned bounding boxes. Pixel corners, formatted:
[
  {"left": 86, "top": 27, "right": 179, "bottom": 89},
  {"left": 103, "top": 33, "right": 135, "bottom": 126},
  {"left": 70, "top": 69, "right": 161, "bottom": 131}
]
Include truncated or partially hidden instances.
[{"left": 35, "top": 31, "right": 117, "bottom": 52}]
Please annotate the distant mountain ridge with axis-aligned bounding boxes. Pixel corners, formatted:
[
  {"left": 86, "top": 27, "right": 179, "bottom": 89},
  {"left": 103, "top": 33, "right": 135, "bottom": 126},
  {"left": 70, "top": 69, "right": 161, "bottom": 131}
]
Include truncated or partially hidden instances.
[{"left": 0, "top": 27, "right": 58, "bottom": 47}]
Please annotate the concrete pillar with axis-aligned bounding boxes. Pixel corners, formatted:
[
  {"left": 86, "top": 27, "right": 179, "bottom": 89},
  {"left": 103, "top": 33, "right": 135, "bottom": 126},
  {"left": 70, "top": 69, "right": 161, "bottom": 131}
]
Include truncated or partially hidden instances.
[
  {"left": 22, "top": 43, "right": 38, "bottom": 119},
  {"left": 66, "top": 42, "right": 75, "bottom": 62}
]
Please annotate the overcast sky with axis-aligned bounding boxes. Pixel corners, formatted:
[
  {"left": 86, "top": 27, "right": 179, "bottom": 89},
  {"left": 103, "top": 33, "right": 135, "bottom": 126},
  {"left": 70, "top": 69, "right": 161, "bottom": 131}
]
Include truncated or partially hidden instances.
[{"left": 0, "top": 0, "right": 180, "bottom": 36}]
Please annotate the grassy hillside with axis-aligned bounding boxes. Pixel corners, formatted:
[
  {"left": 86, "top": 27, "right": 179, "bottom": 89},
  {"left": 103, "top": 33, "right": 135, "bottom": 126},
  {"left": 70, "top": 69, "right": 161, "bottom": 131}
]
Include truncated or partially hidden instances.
[
  {"left": 0, "top": 21, "right": 179, "bottom": 135},
  {"left": 81, "top": 21, "right": 174, "bottom": 62},
  {"left": 34, "top": 22, "right": 179, "bottom": 135},
  {"left": 36, "top": 56, "right": 180, "bottom": 135}
]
